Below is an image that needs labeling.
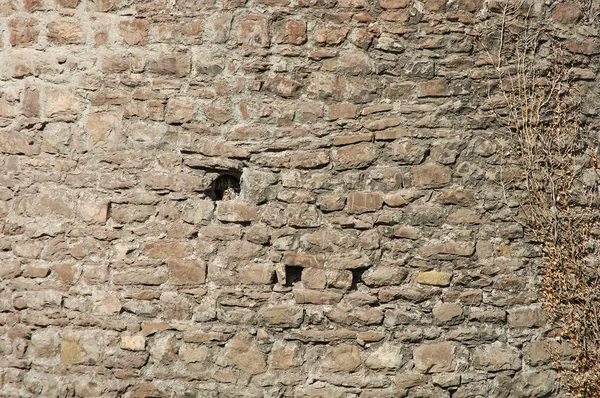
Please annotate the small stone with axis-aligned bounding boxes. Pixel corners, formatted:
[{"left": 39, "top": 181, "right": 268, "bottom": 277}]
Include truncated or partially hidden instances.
[
  {"left": 216, "top": 201, "right": 258, "bottom": 223},
  {"left": 390, "top": 141, "right": 427, "bottom": 164},
  {"left": 364, "top": 117, "right": 401, "bottom": 131},
  {"left": 333, "top": 143, "right": 376, "bottom": 170},
  {"left": 328, "top": 102, "right": 357, "bottom": 120},
  {"left": 265, "top": 76, "right": 303, "bottom": 98},
  {"left": 166, "top": 99, "right": 194, "bottom": 124},
  {"left": 277, "top": 20, "right": 307, "bottom": 45},
  {"left": 379, "top": 0, "right": 411, "bottom": 8},
  {"left": 321, "top": 344, "right": 361, "bottom": 372},
  {"left": 8, "top": 17, "right": 39, "bottom": 47},
  {"left": 433, "top": 303, "right": 462, "bottom": 322},
  {"left": 412, "top": 163, "right": 451, "bottom": 188},
  {"left": 420, "top": 241, "right": 475, "bottom": 258},
  {"left": 417, "top": 271, "right": 452, "bottom": 287},
  {"left": 362, "top": 266, "right": 408, "bottom": 287},
  {"left": 61, "top": 336, "right": 86, "bottom": 365},
  {"left": 168, "top": 260, "right": 206, "bottom": 285},
  {"left": 552, "top": 2, "right": 582, "bottom": 24},
  {"left": 47, "top": 19, "right": 84, "bottom": 44},
  {"left": 221, "top": 332, "right": 267, "bottom": 375},
  {"left": 92, "top": 291, "right": 122, "bottom": 315},
  {"left": 313, "top": 24, "right": 348, "bottom": 46},
  {"left": 148, "top": 52, "right": 191, "bottom": 77},
  {"left": 238, "top": 264, "right": 275, "bottom": 284},
  {"left": 302, "top": 268, "right": 326, "bottom": 289},
  {"left": 180, "top": 345, "right": 208, "bottom": 363},
  {"left": 238, "top": 14, "right": 270, "bottom": 47},
  {"left": 347, "top": 192, "right": 383, "bottom": 214},
  {"left": 365, "top": 343, "right": 404, "bottom": 369},
  {"left": 46, "top": 88, "right": 79, "bottom": 117},
  {"left": 271, "top": 341, "right": 302, "bottom": 369},
  {"left": 418, "top": 79, "right": 450, "bottom": 97},
  {"left": 413, "top": 342, "right": 454, "bottom": 373},
  {"left": 119, "top": 18, "right": 149, "bottom": 45},
  {"left": 472, "top": 342, "right": 521, "bottom": 371},
  {"left": 120, "top": 335, "right": 145, "bottom": 351},
  {"left": 259, "top": 306, "right": 303, "bottom": 328},
  {"left": 56, "top": 0, "right": 80, "bottom": 7},
  {"left": 146, "top": 242, "right": 191, "bottom": 259},
  {"left": 289, "top": 151, "right": 329, "bottom": 169}
]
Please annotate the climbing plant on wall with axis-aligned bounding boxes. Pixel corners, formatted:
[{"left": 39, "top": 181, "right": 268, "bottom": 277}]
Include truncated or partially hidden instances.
[{"left": 489, "top": 1, "right": 600, "bottom": 395}]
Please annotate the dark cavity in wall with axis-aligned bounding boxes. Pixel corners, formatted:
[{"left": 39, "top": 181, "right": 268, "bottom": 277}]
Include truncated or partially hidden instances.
[
  {"left": 209, "top": 173, "right": 241, "bottom": 201},
  {"left": 350, "top": 268, "right": 368, "bottom": 290},
  {"left": 284, "top": 266, "right": 303, "bottom": 287}
]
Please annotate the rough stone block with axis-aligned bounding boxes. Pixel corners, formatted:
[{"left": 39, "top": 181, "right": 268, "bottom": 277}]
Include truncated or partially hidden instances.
[
  {"left": 347, "top": 192, "right": 383, "bottom": 214},
  {"left": 413, "top": 342, "right": 454, "bottom": 373}
]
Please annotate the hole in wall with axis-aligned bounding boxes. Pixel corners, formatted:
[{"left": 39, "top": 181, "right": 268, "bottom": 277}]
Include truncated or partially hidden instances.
[
  {"left": 209, "top": 173, "right": 241, "bottom": 201},
  {"left": 350, "top": 268, "right": 368, "bottom": 290},
  {"left": 284, "top": 266, "right": 303, "bottom": 287}
]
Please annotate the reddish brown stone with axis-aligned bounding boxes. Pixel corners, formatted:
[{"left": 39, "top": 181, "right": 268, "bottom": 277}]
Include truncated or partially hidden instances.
[
  {"left": 265, "top": 76, "right": 303, "bottom": 98},
  {"left": 55, "top": 0, "right": 80, "bottom": 7},
  {"left": 347, "top": 192, "right": 384, "bottom": 214},
  {"left": 238, "top": 14, "right": 270, "bottom": 47},
  {"left": 552, "top": 2, "right": 582, "bottom": 24},
  {"left": 277, "top": 20, "right": 307, "bottom": 45},
  {"left": 24, "top": 0, "right": 42, "bottom": 11},
  {"left": 328, "top": 103, "right": 357, "bottom": 120},
  {"left": 412, "top": 163, "right": 451, "bottom": 188},
  {"left": 379, "top": 0, "right": 411, "bottom": 8},
  {"left": 168, "top": 260, "right": 206, "bottom": 285},
  {"left": 313, "top": 24, "right": 348, "bottom": 46},
  {"left": 47, "top": 19, "right": 84, "bottom": 44},
  {"left": 119, "top": 19, "right": 149, "bottom": 46},
  {"left": 419, "top": 79, "right": 451, "bottom": 97},
  {"left": 9, "top": 17, "right": 39, "bottom": 47}
]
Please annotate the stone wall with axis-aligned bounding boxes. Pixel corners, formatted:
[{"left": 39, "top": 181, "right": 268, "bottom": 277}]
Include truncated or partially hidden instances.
[{"left": 0, "top": 0, "right": 596, "bottom": 396}]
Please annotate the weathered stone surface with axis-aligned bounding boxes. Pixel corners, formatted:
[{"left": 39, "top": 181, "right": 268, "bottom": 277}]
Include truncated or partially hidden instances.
[
  {"left": 46, "top": 89, "right": 79, "bottom": 117},
  {"left": 365, "top": 343, "right": 404, "bottom": 369},
  {"left": 552, "top": 2, "right": 582, "bottom": 24},
  {"left": 220, "top": 332, "right": 267, "bottom": 374},
  {"left": 333, "top": 143, "right": 376, "bottom": 170},
  {"left": 472, "top": 342, "right": 521, "bottom": 371},
  {"left": 119, "top": 19, "right": 149, "bottom": 45},
  {"left": 239, "top": 14, "right": 270, "bottom": 47},
  {"left": 417, "top": 271, "right": 452, "bottom": 287},
  {"left": 347, "top": 192, "right": 384, "bottom": 214},
  {"left": 120, "top": 335, "right": 145, "bottom": 351},
  {"left": 265, "top": 76, "right": 303, "bottom": 98},
  {"left": 9, "top": 17, "right": 39, "bottom": 47},
  {"left": 412, "top": 163, "right": 452, "bottom": 188},
  {"left": 414, "top": 343, "right": 454, "bottom": 373},
  {"left": 259, "top": 306, "right": 303, "bottom": 328},
  {"left": 0, "top": 3, "right": 582, "bottom": 395},
  {"left": 321, "top": 344, "right": 362, "bottom": 372},
  {"left": 47, "top": 19, "right": 84, "bottom": 44},
  {"left": 167, "top": 260, "right": 206, "bottom": 285},
  {"left": 216, "top": 201, "right": 258, "bottom": 222},
  {"left": 433, "top": 303, "right": 463, "bottom": 323}
]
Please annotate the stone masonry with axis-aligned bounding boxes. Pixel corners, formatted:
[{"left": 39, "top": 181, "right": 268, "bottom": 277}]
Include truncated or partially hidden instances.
[{"left": 0, "top": 0, "right": 597, "bottom": 397}]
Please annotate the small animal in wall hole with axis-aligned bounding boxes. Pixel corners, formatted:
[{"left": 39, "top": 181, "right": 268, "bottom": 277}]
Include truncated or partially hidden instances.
[{"left": 210, "top": 174, "right": 241, "bottom": 201}]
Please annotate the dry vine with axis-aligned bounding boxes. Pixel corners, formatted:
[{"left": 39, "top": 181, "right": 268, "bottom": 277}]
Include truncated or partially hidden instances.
[{"left": 488, "top": 1, "right": 600, "bottom": 396}]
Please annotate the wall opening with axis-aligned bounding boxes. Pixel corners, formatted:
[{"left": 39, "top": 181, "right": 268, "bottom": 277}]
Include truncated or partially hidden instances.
[
  {"left": 209, "top": 174, "right": 241, "bottom": 201},
  {"left": 284, "top": 266, "right": 303, "bottom": 287}
]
